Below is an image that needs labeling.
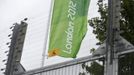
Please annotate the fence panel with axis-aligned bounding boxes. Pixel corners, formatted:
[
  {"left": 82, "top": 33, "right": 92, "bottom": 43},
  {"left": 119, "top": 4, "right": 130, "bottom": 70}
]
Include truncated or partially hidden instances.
[{"left": 17, "top": 55, "right": 104, "bottom": 75}]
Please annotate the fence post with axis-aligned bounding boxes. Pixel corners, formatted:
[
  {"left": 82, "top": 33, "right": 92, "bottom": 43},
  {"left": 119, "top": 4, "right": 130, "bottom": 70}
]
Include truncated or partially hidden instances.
[
  {"left": 5, "top": 19, "right": 28, "bottom": 75},
  {"left": 105, "top": 0, "right": 121, "bottom": 75}
]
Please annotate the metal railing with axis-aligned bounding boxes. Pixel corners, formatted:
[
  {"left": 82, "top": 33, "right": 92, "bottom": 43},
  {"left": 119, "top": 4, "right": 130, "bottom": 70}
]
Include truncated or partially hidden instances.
[{"left": 17, "top": 55, "right": 104, "bottom": 75}]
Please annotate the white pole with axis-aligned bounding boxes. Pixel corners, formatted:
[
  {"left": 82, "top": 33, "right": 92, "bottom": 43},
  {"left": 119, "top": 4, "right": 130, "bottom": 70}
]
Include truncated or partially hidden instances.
[{"left": 41, "top": 0, "right": 55, "bottom": 67}]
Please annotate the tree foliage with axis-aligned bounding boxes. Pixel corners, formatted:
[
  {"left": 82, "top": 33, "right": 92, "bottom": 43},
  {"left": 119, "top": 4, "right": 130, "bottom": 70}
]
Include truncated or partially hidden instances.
[
  {"left": 89, "top": 0, "right": 108, "bottom": 45},
  {"left": 120, "top": 0, "right": 134, "bottom": 44},
  {"left": 79, "top": 62, "right": 104, "bottom": 75},
  {"left": 89, "top": 0, "right": 134, "bottom": 45}
]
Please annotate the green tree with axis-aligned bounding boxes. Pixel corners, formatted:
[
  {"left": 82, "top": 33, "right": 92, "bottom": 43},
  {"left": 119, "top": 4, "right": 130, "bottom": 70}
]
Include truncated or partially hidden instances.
[{"left": 80, "top": 0, "right": 134, "bottom": 75}]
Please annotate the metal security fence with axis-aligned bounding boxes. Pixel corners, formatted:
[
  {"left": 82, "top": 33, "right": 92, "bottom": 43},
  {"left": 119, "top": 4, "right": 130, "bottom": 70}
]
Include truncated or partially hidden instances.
[
  {"left": 17, "top": 55, "right": 104, "bottom": 75},
  {"left": 39, "top": 64, "right": 82, "bottom": 75}
]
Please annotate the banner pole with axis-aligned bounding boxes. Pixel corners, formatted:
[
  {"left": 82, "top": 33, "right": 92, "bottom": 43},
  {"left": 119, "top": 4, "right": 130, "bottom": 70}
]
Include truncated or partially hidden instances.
[{"left": 41, "top": 0, "right": 55, "bottom": 67}]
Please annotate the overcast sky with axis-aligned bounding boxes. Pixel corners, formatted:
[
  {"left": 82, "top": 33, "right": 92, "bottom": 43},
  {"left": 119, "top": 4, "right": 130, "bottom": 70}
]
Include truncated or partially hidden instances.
[{"left": 0, "top": 0, "right": 99, "bottom": 74}]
